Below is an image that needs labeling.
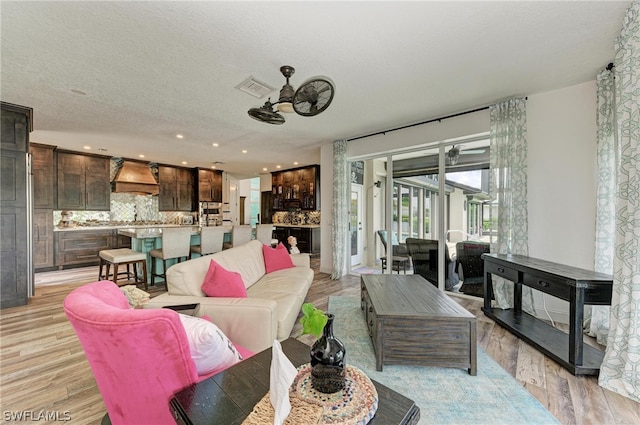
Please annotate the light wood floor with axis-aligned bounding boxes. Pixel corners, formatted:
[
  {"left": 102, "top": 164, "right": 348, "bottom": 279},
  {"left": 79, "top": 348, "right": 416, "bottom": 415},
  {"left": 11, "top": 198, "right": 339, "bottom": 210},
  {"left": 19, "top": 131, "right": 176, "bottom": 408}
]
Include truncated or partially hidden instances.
[{"left": 1, "top": 263, "right": 638, "bottom": 425}]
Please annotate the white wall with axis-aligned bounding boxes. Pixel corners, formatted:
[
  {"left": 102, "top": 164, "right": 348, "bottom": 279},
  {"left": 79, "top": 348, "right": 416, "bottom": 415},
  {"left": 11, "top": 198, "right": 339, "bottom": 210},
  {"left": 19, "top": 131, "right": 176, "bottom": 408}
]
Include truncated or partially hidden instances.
[{"left": 527, "top": 80, "right": 598, "bottom": 322}]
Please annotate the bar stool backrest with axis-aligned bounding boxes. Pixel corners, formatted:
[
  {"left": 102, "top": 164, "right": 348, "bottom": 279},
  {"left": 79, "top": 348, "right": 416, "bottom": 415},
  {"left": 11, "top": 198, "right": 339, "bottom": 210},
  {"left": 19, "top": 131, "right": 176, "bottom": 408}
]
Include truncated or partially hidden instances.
[
  {"left": 161, "top": 227, "right": 192, "bottom": 259},
  {"left": 231, "top": 225, "right": 252, "bottom": 247},
  {"left": 199, "top": 226, "right": 226, "bottom": 255},
  {"left": 255, "top": 224, "right": 275, "bottom": 245}
]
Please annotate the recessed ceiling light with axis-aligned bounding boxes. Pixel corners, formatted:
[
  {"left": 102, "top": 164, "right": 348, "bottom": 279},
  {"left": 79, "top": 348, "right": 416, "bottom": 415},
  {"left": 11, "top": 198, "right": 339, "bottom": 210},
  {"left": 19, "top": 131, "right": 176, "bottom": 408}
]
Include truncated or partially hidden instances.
[
  {"left": 276, "top": 165, "right": 281, "bottom": 169},
  {"left": 83, "top": 146, "right": 91, "bottom": 150},
  {"left": 181, "top": 161, "right": 187, "bottom": 165},
  {"left": 242, "top": 149, "right": 247, "bottom": 154},
  {"left": 138, "top": 154, "right": 145, "bottom": 158},
  {"left": 263, "top": 167, "right": 268, "bottom": 171},
  {"left": 293, "top": 162, "right": 299, "bottom": 165},
  {"left": 212, "top": 143, "right": 219, "bottom": 147},
  {"left": 176, "top": 134, "right": 184, "bottom": 139},
  {"left": 211, "top": 165, "right": 216, "bottom": 169}
]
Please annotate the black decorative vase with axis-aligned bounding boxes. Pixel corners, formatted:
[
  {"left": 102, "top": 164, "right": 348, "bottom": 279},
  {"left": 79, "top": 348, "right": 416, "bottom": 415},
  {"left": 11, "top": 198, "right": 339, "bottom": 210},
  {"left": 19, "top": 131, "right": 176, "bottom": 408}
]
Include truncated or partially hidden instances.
[{"left": 310, "top": 314, "right": 346, "bottom": 393}]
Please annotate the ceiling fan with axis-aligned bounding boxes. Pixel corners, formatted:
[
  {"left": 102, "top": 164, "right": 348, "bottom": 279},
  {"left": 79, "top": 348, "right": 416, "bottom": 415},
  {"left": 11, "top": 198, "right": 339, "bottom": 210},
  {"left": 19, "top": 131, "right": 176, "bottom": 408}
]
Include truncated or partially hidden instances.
[
  {"left": 247, "top": 66, "right": 335, "bottom": 125},
  {"left": 447, "top": 145, "right": 487, "bottom": 165}
]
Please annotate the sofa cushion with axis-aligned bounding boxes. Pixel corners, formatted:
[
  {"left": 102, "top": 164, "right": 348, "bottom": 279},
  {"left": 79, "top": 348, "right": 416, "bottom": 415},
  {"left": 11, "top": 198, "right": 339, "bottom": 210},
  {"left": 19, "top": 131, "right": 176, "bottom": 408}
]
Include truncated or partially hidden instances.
[
  {"left": 201, "top": 260, "right": 247, "bottom": 298},
  {"left": 262, "top": 242, "right": 295, "bottom": 274},
  {"left": 178, "top": 313, "right": 243, "bottom": 375}
]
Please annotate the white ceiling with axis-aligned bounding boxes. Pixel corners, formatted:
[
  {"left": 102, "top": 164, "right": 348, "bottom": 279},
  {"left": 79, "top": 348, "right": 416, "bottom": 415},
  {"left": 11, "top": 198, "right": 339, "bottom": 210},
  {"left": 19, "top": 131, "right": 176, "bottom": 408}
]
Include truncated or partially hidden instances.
[{"left": 1, "top": 1, "right": 630, "bottom": 179}]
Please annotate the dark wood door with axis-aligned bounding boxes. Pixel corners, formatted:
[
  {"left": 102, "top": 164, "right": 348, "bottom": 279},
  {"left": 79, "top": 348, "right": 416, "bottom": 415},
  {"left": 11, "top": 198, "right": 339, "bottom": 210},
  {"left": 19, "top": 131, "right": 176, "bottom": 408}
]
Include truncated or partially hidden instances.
[
  {"left": 84, "top": 156, "right": 110, "bottom": 210},
  {"left": 176, "top": 168, "right": 193, "bottom": 211},
  {"left": 30, "top": 144, "right": 55, "bottom": 209},
  {"left": 197, "top": 169, "right": 213, "bottom": 202},
  {"left": 158, "top": 166, "right": 177, "bottom": 210},
  {"left": 57, "top": 152, "right": 86, "bottom": 209},
  {"left": 1, "top": 108, "right": 28, "bottom": 152},
  {"left": 211, "top": 170, "right": 222, "bottom": 202},
  {"left": 33, "top": 209, "right": 54, "bottom": 269},
  {"left": 0, "top": 104, "right": 31, "bottom": 308}
]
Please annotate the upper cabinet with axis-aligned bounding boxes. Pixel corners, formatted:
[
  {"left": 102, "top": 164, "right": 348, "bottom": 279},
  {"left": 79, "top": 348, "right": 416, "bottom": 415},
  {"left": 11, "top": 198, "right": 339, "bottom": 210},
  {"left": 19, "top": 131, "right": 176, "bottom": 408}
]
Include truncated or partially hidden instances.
[
  {"left": 158, "top": 165, "right": 194, "bottom": 211},
  {"left": 57, "top": 151, "right": 111, "bottom": 211},
  {"left": 196, "top": 168, "right": 223, "bottom": 203},
  {"left": 271, "top": 165, "right": 319, "bottom": 211},
  {"left": 30, "top": 143, "right": 56, "bottom": 209}
]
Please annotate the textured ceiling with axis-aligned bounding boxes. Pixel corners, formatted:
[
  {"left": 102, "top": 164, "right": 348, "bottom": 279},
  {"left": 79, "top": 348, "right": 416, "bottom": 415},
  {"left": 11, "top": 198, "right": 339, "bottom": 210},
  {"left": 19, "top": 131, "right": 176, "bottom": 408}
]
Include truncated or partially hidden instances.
[{"left": 1, "top": 1, "right": 630, "bottom": 179}]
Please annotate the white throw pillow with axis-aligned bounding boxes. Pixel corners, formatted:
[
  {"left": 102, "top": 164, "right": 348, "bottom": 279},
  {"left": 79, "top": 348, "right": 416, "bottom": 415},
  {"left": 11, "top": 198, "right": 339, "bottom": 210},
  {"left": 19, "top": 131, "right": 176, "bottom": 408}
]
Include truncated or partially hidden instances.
[{"left": 178, "top": 313, "right": 243, "bottom": 375}]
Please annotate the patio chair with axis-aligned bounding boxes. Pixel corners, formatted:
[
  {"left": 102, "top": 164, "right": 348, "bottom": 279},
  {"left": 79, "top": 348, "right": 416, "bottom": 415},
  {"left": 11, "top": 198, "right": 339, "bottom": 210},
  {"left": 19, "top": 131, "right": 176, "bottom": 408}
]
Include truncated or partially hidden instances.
[
  {"left": 455, "top": 241, "right": 490, "bottom": 297},
  {"left": 405, "top": 238, "right": 458, "bottom": 290},
  {"left": 377, "top": 230, "right": 411, "bottom": 272}
]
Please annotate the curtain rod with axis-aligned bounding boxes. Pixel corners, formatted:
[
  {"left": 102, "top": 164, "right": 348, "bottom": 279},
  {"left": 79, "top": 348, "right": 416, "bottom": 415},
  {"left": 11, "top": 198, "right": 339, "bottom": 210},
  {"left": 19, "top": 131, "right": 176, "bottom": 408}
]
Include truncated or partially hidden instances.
[
  {"left": 347, "top": 96, "right": 528, "bottom": 142},
  {"left": 347, "top": 105, "right": 489, "bottom": 142}
]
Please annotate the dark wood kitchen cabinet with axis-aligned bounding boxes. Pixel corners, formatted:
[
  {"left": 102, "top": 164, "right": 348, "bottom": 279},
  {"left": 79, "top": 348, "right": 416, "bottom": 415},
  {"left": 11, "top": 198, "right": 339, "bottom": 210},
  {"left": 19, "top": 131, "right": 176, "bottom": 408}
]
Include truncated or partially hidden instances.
[
  {"left": 158, "top": 165, "right": 194, "bottom": 211},
  {"left": 273, "top": 226, "right": 320, "bottom": 255},
  {"left": 57, "top": 151, "right": 110, "bottom": 210},
  {"left": 196, "top": 168, "right": 223, "bottom": 203},
  {"left": 1, "top": 102, "right": 32, "bottom": 308},
  {"left": 55, "top": 229, "right": 112, "bottom": 267},
  {"left": 33, "top": 209, "right": 55, "bottom": 269},
  {"left": 271, "top": 165, "right": 319, "bottom": 211},
  {"left": 30, "top": 143, "right": 56, "bottom": 209}
]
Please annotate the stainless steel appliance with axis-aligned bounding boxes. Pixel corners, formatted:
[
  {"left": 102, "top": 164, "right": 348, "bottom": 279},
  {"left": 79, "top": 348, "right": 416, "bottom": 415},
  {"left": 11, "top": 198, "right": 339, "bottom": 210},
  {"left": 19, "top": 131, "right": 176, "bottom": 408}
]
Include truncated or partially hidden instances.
[{"left": 200, "top": 202, "right": 222, "bottom": 226}]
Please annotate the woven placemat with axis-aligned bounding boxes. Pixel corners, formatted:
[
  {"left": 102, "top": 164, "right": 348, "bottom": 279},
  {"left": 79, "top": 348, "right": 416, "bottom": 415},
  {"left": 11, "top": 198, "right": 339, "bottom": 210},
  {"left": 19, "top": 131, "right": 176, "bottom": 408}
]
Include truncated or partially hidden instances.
[
  {"left": 242, "top": 392, "right": 323, "bottom": 425},
  {"left": 292, "top": 364, "right": 378, "bottom": 425}
]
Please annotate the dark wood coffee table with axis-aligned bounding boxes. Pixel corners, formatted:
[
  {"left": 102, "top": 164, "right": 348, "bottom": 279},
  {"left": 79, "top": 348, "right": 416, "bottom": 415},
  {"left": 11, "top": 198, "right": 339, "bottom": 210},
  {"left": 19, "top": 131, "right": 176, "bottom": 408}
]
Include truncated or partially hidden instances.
[
  {"left": 170, "top": 338, "right": 420, "bottom": 425},
  {"left": 361, "top": 274, "right": 477, "bottom": 375}
]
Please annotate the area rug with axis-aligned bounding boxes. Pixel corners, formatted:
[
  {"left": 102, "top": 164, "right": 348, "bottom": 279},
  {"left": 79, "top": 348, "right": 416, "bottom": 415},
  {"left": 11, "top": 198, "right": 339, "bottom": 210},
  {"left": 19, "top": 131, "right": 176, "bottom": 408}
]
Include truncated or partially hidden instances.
[{"left": 328, "top": 296, "right": 560, "bottom": 425}]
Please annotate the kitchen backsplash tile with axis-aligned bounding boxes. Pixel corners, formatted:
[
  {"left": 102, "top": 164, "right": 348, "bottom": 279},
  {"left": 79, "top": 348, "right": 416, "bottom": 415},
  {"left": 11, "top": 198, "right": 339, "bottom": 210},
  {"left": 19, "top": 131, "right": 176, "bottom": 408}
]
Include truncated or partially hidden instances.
[{"left": 54, "top": 193, "right": 182, "bottom": 225}]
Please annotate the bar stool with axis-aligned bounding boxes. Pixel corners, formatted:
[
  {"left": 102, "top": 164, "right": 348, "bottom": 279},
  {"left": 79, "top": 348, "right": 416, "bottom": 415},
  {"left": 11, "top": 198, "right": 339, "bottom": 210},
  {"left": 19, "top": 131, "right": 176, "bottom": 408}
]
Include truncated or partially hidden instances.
[
  {"left": 223, "top": 225, "right": 252, "bottom": 249},
  {"left": 190, "top": 226, "right": 225, "bottom": 258},
  {"left": 98, "top": 248, "right": 148, "bottom": 290},
  {"left": 149, "top": 227, "right": 192, "bottom": 286},
  {"left": 255, "top": 224, "right": 278, "bottom": 247}
]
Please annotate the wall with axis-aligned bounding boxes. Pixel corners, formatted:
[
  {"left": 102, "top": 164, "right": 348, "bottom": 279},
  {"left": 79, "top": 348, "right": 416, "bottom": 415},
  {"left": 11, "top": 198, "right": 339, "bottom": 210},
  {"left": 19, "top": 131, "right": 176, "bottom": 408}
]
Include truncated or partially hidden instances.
[
  {"left": 527, "top": 80, "right": 598, "bottom": 322},
  {"left": 320, "top": 81, "right": 599, "bottom": 324}
]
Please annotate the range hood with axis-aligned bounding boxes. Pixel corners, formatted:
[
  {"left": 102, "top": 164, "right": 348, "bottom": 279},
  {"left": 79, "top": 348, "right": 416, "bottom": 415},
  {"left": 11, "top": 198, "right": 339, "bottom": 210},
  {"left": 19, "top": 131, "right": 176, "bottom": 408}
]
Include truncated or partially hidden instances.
[{"left": 112, "top": 161, "right": 159, "bottom": 195}]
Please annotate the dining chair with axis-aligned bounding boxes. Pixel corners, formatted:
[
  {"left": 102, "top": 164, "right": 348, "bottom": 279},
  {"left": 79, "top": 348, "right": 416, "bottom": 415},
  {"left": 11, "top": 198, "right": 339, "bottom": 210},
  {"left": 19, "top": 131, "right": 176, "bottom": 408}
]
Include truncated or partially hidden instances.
[
  {"left": 149, "top": 227, "right": 192, "bottom": 285},
  {"left": 190, "top": 226, "right": 226, "bottom": 258}
]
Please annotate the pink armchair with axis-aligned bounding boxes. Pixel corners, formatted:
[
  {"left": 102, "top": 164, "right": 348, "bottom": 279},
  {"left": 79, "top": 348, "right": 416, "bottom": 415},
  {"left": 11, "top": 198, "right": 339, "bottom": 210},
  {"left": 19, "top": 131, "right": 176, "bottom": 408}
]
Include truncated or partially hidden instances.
[{"left": 63, "top": 280, "right": 252, "bottom": 425}]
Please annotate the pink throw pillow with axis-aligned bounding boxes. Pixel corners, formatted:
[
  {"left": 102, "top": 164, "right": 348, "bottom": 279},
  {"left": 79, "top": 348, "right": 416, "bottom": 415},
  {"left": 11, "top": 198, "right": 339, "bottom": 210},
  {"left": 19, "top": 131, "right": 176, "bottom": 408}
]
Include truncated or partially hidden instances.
[
  {"left": 263, "top": 242, "right": 295, "bottom": 273},
  {"left": 201, "top": 260, "right": 247, "bottom": 298}
]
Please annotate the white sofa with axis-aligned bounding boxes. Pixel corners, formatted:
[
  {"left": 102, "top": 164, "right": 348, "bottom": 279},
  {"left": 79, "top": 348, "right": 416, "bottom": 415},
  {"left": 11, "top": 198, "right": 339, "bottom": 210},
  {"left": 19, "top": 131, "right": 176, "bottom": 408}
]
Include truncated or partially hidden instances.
[{"left": 144, "top": 240, "right": 314, "bottom": 353}]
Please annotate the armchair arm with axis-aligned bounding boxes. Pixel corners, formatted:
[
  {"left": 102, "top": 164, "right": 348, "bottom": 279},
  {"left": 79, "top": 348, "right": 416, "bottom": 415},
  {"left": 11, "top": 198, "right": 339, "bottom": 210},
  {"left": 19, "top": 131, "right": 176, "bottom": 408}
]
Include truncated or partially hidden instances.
[{"left": 145, "top": 294, "right": 278, "bottom": 353}]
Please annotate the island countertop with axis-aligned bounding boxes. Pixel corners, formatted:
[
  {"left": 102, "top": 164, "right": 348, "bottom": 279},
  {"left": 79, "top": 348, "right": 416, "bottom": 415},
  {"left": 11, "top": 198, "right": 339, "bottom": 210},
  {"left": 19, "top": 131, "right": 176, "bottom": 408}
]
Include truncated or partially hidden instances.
[
  {"left": 118, "top": 225, "right": 232, "bottom": 239},
  {"left": 272, "top": 223, "right": 320, "bottom": 228}
]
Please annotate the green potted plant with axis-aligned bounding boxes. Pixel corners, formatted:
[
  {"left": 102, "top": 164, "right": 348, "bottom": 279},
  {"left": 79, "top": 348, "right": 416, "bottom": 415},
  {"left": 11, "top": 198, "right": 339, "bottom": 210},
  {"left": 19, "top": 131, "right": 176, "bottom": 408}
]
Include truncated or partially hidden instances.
[{"left": 299, "top": 302, "right": 346, "bottom": 393}]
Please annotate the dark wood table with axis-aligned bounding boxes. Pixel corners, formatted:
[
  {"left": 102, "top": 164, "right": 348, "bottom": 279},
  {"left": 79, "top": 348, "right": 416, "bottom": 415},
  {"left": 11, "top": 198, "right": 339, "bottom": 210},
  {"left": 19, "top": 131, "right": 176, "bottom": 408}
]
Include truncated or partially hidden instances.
[
  {"left": 481, "top": 253, "right": 613, "bottom": 375},
  {"left": 170, "top": 338, "right": 420, "bottom": 425},
  {"left": 361, "top": 274, "right": 477, "bottom": 375}
]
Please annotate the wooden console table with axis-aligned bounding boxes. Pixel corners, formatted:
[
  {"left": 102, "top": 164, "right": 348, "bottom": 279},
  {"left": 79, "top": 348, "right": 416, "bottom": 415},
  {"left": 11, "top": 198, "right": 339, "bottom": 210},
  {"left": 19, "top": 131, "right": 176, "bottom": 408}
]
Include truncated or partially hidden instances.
[{"left": 481, "top": 254, "right": 612, "bottom": 376}]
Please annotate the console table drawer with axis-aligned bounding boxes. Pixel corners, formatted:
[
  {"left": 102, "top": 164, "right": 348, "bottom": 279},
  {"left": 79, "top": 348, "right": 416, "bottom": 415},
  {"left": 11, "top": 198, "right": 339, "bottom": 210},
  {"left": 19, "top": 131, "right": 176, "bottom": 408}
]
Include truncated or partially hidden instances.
[
  {"left": 485, "top": 261, "right": 520, "bottom": 282},
  {"left": 522, "top": 273, "right": 570, "bottom": 300}
]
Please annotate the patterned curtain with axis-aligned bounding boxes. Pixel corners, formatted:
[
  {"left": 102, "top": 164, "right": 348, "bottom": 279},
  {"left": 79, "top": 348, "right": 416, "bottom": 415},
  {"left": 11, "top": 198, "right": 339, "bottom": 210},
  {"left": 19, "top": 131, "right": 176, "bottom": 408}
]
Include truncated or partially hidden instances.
[
  {"left": 489, "top": 97, "right": 535, "bottom": 314},
  {"left": 331, "top": 140, "right": 348, "bottom": 279},
  {"left": 599, "top": 0, "right": 640, "bottom": 402},
  {"left": 589, "top": 68, "right": 616, "bottom": 345}
]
